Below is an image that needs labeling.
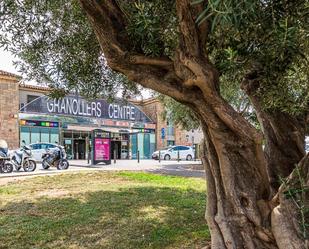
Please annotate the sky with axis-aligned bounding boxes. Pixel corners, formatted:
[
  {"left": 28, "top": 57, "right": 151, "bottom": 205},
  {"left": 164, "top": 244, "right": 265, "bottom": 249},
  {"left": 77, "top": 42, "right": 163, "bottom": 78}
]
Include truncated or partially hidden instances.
[
  {"left": 0, "top": 48, "right": 20, "bottom": 75},
  {"left": 0, "top": 47, "right": 152, "bottom": 98}
]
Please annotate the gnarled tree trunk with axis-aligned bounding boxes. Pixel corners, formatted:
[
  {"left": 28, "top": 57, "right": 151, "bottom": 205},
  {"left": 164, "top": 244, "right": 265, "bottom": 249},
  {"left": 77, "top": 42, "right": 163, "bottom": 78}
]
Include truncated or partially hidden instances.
[
  {"left": 193, "top": 99, "right": 276, "bottom": 248},
  {"left": 78, "top": 0, "right": 308, "bottom": 248},
  {"left": 241, "top": 74, "right": 306, "bottom": 190},
  {"left": 271, "top": 154, "right": 309, "bottom": 249}
]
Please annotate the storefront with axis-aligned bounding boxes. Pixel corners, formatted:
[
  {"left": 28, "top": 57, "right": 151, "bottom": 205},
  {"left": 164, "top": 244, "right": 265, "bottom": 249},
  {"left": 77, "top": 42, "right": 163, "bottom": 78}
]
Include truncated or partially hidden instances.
[{"left": 19, "top": 95, "right": 156, "bottom": 160}]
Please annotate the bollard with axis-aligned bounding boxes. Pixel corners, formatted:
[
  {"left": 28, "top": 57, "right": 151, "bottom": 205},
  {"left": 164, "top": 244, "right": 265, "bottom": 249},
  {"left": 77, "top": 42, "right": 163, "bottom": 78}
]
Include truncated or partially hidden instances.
[
  {"left": 137, "top": 150, "right": 140, "bottom": 163},
  {"left": 86, "top": 137, "right": 90, "bottom": 164},
  {"left": 177, "top": 150, "right": 180, "bottom": 162},
  {"left": 159, "top": 150, "right": 161, "bottom": 163},
  {"left": 114, "top": 149, "right": 116, "bottom": 164}
]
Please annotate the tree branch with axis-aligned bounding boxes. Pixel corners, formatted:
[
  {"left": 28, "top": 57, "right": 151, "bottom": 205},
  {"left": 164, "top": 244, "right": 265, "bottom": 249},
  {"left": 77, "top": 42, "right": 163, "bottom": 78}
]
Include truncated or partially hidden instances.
[
  {"left": 79, "top": 0, "right": 262, "bottom": 142},
  {"left": 174, "top": 0, "right": 218, "bottom": 93},
  {"left": 241, "top": 72, "right": 306, "bottom": 189},
  {"left": 174, "top": 0, "right": 262, "bottom": 142},
  {"left": 78, "top": 0, "right": 192, "bottom": 102},
  {"left": 129, "top": 55, "right": 173, "bottom": 69},
  {"left": 176, "top": 0, "right": 201, "bottom": 56}
]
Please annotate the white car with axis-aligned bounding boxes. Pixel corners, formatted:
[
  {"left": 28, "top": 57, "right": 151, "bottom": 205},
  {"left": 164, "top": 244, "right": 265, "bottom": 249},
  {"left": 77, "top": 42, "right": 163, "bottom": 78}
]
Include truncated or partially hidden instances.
[
  {"left": 152, "top": 145, "right": 194, "bottom": 161},
  {"left": 28, "top": 143, "right": 59, "bottom": 162}
]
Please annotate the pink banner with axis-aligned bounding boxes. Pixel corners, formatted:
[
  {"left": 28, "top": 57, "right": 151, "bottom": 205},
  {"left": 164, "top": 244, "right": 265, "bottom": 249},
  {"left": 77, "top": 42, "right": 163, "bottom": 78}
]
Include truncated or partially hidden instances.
[{"left": 94, "top": 138, "right": 110, "bottom": 160}]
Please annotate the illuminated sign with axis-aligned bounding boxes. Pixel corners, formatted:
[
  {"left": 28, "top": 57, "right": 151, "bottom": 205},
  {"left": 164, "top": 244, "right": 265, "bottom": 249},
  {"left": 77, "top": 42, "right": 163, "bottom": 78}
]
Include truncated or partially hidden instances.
[
  {"left": 47, "top": 98, "right": 102, "bottom": 118},
  {"left": 94, "top": 138, "right": 110, "bottom": 161},
  {"left": 92, "top": 129, "right": 111, "bottom": 165},
  {"left": 20, "top": 120, "right": 59, "bottom": 128},
  {"left": 21, "top": 95, "right": 152, "bottom": 123},
  {"left": 108, "top": 104, "right": 135, "bottom": 120}
]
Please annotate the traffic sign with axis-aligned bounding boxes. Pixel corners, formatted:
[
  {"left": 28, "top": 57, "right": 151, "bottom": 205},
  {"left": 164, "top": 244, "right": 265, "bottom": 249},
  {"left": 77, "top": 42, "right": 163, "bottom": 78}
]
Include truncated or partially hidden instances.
[{"left": 161, "top": 128, "right": 165, "bottom": 139}]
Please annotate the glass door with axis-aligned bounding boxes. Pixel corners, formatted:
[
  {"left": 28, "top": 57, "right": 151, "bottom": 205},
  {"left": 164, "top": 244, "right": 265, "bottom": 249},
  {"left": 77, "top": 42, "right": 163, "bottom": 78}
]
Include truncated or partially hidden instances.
[
  {"left": 130, "top": 134, "right": 137, "bottom": 159},
  {"left": 143, "top": 133, "right": 150, "bottom": 159},
  {"left": 64, "top": 139, "right": 73, "bottom": 160}
]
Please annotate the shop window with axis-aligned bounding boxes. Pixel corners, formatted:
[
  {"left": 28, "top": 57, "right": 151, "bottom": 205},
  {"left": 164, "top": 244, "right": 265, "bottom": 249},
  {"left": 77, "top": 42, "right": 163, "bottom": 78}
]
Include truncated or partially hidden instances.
[
  {"left": 167, "top": 140, "right": 175, "bottom": 146},
  {"left": 73, "top": 131, "right": 82, "bottom": 139},
  {"left": 27, "top": 95, "right": 40, "bottom": 104},
  {"left": 112, "top": 133, "right": 121, "bottom": 140},
  {"left": 144, "top": 133, "right": 150, "bottom": 159},
  {"left": 64, "top": 139, "right": 73, "bottom": 160},
  {"left": 20, "top": 103, "right": 25, "bottom": 111},
  {"left": 30, "top": 127, "right": 40, "bottom": 144},
  {"left": 130, "top": 134, "right": 138, "bottom": 159},
  {"left": 51, "top": 129, "right": 59, "bottom": 144},
  {"left": 79, "top": 132, "right": 89, "bottom": 139},
  {"left": 40, "top": 128, "right": 50, "bottom": 143},
  {"left": 137, "top": 133, "right": 144, "bottom": 159},
  {"left": 167, "top": 127, "right": 174, "bottom": 136},
  {"left": 20, "top": 127, "right": 30, "bottom": 145},
  {"left": 63, "top": 131, "right": 73, "bottom": 139},
  {"left": 121, "top": 134, "right": 129, "bottom": 140},
  {"left": 150, "top": 134, "right": 156, "bottom": 157}
]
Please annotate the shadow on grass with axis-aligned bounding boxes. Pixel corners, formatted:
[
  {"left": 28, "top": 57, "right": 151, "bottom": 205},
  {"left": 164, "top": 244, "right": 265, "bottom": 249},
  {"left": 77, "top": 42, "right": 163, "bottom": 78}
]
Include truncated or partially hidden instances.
[{"left": 0, "top": 186, "right": 209, "bottom": 249}]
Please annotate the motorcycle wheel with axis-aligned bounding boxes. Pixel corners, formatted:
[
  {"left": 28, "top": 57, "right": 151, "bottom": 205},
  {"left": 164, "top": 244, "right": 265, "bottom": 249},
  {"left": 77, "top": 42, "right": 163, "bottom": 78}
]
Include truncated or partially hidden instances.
[
  {"left": 57, "top": 159, "right": 69, "bottom": 170},
  {"left": 1, "top": 162, "right": 14, "bottom": 173},
  {"left": 23, "top": 159, "right": 36, "bottom": 172},
  {"left": 42, "top": 160, "right": 50, "bottom": 170}
]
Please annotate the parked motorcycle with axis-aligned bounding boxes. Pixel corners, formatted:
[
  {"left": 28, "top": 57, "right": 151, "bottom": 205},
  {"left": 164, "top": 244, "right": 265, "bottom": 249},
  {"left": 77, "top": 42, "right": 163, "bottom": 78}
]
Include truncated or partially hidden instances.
[
  {"left": 0, "top": 139, "right": 14, "bottom": 173},
  {"left": 11, "top": 142, "right": 36, "bottom": 172},
  {"left": 42, "top": 145, "right": 69, "bottom": 170}
]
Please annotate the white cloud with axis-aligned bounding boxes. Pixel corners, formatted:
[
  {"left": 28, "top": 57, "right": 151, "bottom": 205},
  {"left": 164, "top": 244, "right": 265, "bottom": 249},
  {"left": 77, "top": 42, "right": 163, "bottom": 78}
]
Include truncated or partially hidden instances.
[
  {"left": 0, "top": 48, "right": 20, "bottom": 75},
  {"left": 0, "top": 48, "right": 155, "bottom": 99}
]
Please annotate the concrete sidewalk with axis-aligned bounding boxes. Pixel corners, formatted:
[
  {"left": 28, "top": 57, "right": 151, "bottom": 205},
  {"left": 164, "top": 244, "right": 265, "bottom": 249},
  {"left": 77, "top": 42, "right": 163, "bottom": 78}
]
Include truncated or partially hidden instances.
[
  {"left": 70, "top": 159, "right": 202, "bottom": 169},
  {"left": 0, "top": 159, "right": 205, "bottom": 184}
]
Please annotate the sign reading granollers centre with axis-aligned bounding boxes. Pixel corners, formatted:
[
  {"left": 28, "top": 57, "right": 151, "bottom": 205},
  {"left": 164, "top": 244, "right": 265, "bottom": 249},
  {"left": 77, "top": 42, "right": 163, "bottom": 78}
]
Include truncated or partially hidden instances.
[{"left": 20, "top": 95, "right": 153, "bottom": 123}]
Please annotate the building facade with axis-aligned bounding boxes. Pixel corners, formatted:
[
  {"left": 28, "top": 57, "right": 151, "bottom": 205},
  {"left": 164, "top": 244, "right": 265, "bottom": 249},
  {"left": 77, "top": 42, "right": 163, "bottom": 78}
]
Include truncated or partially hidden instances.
[
  {"left": 0, "top": 70, "right": 203, "bottom": 159},
  {"left": 134, "top": 98, "right": 204, "bottom": 154},
  {"left": 0, "top": 70, "right": 20, "bottom": 149},
  {"left": 19, "top": 85, "right": 156, "bottom": 160}
]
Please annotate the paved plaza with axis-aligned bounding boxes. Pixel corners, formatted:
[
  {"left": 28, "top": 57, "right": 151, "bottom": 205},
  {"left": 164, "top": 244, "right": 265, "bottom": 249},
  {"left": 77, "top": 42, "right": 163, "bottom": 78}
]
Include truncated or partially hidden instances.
[{"left": 0, "top": 159, "right": 205, "bottom": 185}]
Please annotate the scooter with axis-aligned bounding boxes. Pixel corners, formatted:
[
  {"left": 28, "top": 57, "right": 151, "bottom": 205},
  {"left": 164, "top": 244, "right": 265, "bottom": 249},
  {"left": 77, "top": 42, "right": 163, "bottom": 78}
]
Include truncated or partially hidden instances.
[
  {"left": 11, "top": 141, "right": 36, "bottom": 172},
  {"left": 0, "top": 139, "right": 14, "bottom": 173},
  {"left": 42, "top": 145, "right": 69, "bottom": 170}
]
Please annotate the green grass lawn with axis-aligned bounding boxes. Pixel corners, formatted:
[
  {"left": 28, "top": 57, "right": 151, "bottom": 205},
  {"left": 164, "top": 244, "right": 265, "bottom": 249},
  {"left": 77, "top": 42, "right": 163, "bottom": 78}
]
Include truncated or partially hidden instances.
[{"left": 0, "top": 171, "right": 209, "bottom": 249}]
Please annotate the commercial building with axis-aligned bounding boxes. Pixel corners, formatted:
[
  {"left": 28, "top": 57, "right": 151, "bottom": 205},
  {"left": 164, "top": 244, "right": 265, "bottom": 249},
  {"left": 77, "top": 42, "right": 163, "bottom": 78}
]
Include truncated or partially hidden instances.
[
  {"left": 134, "top": 98, "right": 203, "bottom": 154},
  {"left": 0, "top": 70, "right": 20, "bottom": 149},
  {"left": 0, "top": 70, "right": 203, "bottom": 159}
]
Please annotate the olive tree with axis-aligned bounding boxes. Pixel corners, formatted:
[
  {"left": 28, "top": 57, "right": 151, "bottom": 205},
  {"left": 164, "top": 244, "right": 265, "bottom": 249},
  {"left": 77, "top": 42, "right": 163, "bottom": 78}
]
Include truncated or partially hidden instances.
[{"left": 1, "top": 0, "right": 308, "bottom": 248}]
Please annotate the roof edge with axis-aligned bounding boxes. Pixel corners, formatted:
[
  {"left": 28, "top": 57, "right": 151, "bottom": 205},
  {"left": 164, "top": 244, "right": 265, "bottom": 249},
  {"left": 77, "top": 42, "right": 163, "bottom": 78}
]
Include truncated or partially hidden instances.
[{"left": 0, "top": 69, "right": 22, "bottom": 79}]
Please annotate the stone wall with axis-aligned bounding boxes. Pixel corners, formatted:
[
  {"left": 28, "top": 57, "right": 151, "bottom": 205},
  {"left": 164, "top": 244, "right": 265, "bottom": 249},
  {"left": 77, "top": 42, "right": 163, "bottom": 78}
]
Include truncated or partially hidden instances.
[
  {"left": 175, "top": 125, "right": 187, "bottom": 146},
  {"left": 0, "top": 72, "right": 20, "bottom": 149},
  {"left": 134, "top": 99, "right": 168, "bottom": 149}
]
